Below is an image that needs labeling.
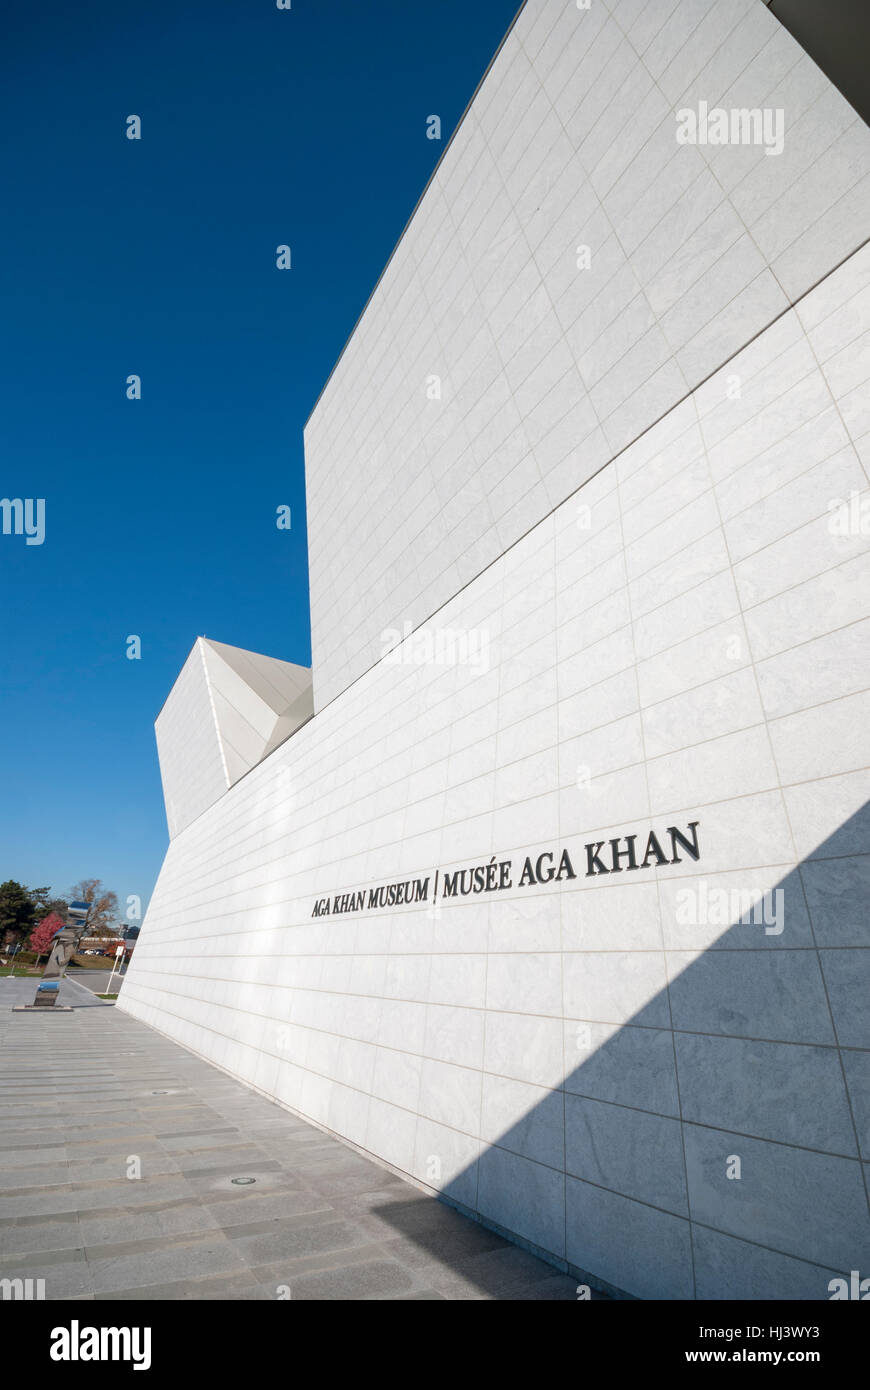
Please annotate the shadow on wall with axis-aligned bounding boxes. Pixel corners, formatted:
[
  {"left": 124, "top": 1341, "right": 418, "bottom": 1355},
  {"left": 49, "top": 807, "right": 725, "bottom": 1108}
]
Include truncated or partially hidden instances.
[{"left": 376, "top": 801, "right": 870, "bottom": 1300}]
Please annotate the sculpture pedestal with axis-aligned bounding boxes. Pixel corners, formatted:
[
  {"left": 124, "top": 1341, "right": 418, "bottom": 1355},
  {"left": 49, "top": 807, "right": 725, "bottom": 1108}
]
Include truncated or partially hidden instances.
[{"left": 12, "top": 981, "right": 74, "bottom": 1012}]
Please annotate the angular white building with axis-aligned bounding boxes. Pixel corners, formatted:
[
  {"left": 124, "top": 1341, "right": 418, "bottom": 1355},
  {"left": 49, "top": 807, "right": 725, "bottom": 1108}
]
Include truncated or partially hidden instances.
[
  {"left": 155, "top": 638, "right": 313, "bottom": 838},
  {"left": 121, "top": 0, "right": 870, "bottom": 1298}
]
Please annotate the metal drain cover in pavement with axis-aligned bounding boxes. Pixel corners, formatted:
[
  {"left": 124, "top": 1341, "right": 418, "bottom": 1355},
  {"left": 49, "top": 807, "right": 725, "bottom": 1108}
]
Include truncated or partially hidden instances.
[{"left": 231, "top": 1177, "right": 257, "bottom": 1186}]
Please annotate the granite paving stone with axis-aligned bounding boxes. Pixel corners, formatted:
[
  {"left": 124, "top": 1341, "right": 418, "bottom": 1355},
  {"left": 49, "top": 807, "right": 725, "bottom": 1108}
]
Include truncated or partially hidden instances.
[{"left": 0, "top": 977, "right": 584, "bottom": 1299}]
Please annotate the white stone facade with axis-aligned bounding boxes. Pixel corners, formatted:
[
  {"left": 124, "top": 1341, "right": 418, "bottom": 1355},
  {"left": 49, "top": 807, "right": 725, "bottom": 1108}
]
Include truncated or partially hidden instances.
[
  {"left": 156, "top": 638, "right": 312, "bottom": 838},
  {"left": 305, "top": 0, "right": 870, "bottom": 713},
  {"left": 122, "top": 0, "right": 870, "bottom": 1298}
]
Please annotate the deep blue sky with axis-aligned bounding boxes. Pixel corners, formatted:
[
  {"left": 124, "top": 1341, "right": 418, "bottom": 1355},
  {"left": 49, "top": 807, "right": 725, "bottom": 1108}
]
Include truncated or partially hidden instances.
[{"left": 0, "top": 0, "right": 521, "bottom": 923}]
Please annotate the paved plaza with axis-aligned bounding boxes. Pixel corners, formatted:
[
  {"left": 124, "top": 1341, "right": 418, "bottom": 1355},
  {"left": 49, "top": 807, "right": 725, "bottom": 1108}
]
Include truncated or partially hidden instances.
[{"left": 0, "top": 977, "right": 586, "bottom": 1301}]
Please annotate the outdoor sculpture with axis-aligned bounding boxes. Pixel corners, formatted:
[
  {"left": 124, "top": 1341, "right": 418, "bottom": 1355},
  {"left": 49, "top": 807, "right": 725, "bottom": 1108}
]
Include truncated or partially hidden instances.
[{"left": 29, "top": 902, "right": 90, "bottom": 1009}]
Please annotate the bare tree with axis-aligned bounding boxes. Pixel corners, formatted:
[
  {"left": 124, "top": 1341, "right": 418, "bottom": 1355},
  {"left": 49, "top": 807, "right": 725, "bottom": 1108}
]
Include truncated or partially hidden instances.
[{"left": 68, "top": 879, "right": 120, "bottom": 938}]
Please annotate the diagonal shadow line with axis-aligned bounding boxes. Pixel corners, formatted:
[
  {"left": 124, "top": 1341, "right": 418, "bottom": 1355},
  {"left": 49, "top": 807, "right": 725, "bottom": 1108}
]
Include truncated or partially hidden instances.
[{"left": 371, "top": 798, "right": 870, "bottom": 1300}]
